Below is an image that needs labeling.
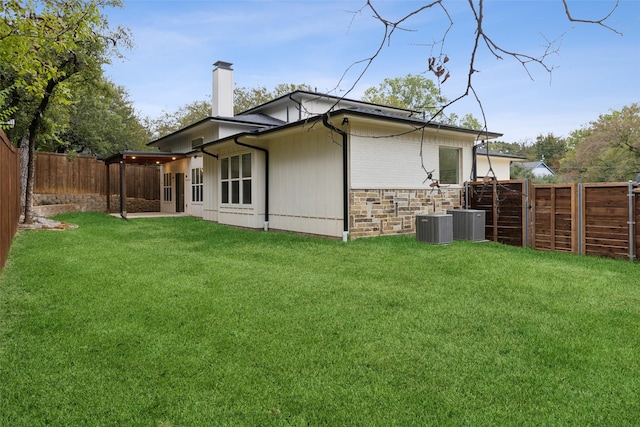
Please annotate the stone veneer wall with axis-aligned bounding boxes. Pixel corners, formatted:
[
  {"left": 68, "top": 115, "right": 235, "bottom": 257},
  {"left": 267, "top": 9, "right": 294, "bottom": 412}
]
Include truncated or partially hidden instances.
[
  {"left": 350, "top": 188, "right": 462, "bottom": 239},
  {"left": 33, "top": 193, "right": 159, "bottom": 217}
]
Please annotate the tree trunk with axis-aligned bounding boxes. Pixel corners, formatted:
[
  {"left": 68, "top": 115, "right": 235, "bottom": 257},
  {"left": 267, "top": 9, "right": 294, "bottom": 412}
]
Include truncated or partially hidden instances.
[
  {"left": 22, "top": 134, "right": 36, "bottom": 224},
  {"left": 22, "top": 77, "right": 62, "bottom": 224},
  {"left": 19, "top": 134, "right": 29, "bottom": 216}
]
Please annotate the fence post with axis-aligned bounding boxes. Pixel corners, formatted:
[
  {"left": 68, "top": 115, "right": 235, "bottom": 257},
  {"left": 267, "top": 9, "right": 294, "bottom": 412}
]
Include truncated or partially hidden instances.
[
  {"left": 492, "top": 181, "right": 498, "bottom": 242},
  {"left": 523, "top": 179, "right": 530, "bottom": 247},
  {"left": 628, "top": 181, "right": 635, "bottom": 261},
  {"left": 577, "top": 183, "right": 584, "bottom": 255}
]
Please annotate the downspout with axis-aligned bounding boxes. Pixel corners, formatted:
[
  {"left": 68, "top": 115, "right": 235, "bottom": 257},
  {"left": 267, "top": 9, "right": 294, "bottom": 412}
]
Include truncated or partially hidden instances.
[
  {"left": 288, "top": 93, "right": 302, "bottom": 121},
  {"left": 472, "top": 142, "right": 480, "bottom": 182},
  {"left": 234, "top": 136, "right": 269, "bottom": 231},
  {"left": 322, "top": 114, "right": 349, "bottom": 242}
]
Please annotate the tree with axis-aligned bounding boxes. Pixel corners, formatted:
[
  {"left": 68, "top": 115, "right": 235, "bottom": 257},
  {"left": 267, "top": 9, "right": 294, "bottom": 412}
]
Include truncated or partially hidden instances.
[
  {"left": 560, "top": 104, "right": 640, "bottom": 182},
  {"left": 41, "top": 76, "right": 151, "bottom": 157},
  {"left": 532, "top": 133, "right": 566, "bottom": 172},
  {"left": 362, "top": 74, "right": 446, "bottom": 113},
  {"left": 147, "top": 83, "right": 314, "bottom": 139},
  {"left": 362, "top": 74, "right": 482, "bottom": 129},
  {"left": 147, "top": 99, "right": 212, "bottom": 139},
  {"left": 1, "top": 0, "right": 130, "bottom": 223},
  {"left": 234, "top": 83, "right": 312, "bottom": 113}
]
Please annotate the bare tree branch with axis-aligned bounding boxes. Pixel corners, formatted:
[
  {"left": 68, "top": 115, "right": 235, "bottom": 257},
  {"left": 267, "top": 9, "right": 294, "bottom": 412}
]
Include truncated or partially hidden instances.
[
  {"left": 329, "top": 0, "right": 624, "bottom": 184},
  {"left": 562, "top": 0, "right": 622, "bottom": 35}
]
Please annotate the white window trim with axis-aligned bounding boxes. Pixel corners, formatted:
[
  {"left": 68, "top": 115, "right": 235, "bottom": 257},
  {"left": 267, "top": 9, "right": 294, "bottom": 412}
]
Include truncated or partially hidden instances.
[{"left": 220, "top": 153, "right": 252, "bottom": 205}]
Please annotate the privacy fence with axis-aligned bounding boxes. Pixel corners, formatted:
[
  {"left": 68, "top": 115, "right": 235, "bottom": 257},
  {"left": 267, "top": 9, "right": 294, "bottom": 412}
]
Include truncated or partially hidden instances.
[
  {"left": 0, "top": 130, "right": 20, "bottom": 271},
  {"left": 35, "top": 152, "right": 159, "bottom": 199},
  {"left": 466, "top": 180, "right": 639, "bottom": 260}
]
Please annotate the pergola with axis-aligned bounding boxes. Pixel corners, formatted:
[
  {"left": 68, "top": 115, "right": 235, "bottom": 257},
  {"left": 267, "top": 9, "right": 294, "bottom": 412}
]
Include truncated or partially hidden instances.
[{"left": 104, "top": 151, "right": 186, "bottom": 218}]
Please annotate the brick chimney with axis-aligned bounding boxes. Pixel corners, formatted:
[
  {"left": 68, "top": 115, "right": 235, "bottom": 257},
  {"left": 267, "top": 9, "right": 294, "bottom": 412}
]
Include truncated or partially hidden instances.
[{"left": 212, "top": 61, "right": 234, "bottom": 117}]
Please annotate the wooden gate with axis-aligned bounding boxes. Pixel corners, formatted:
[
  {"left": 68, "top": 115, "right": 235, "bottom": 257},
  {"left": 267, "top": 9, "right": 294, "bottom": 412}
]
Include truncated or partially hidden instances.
[{"left": 466, "top": 180, "right": 530, "bottom": 247}]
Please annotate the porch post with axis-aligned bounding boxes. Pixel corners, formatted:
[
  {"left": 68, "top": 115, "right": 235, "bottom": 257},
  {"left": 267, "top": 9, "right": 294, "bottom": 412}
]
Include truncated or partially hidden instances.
[{"left": 119, "top": 160, "right": 127, "bottom": 218}]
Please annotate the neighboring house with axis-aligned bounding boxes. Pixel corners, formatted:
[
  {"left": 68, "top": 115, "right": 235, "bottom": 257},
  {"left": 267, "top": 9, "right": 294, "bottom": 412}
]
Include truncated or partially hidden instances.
[
  {"left": 143, "top": 61, "right": 502, "bottom": 240},
  {"left": 475, "top": 148, "right": 526, "bottom": 181},
  {"left": 516, "top": 160, "right": 555, "bottom": 178}
]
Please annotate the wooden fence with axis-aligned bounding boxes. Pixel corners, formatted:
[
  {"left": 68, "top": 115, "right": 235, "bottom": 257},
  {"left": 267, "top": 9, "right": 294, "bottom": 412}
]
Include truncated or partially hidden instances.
[
  {"left": 1, "top": 130, "right": 20, "bottom": 272},
  {"left": 466, "top": 180, "right": 531, "bottom": 247},
  {"left": 35, "top": 152, "right": 159, "bottom": 199},
  {"left": 466, "top": 180, "right": 639, "bottom": 260}
]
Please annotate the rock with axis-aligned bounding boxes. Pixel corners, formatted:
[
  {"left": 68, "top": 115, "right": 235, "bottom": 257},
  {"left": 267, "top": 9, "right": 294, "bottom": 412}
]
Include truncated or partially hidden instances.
[{"left": 18, "top": 215, "right": 78, "bottom": 231}]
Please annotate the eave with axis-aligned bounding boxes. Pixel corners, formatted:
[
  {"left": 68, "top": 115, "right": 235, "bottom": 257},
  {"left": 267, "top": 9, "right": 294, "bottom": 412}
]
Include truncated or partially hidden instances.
[{"left": 104, "top": 151, "right": 186, "bottom": 166}]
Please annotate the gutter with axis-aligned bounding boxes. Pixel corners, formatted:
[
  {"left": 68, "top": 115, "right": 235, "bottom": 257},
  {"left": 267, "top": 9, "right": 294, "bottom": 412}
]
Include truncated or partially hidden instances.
[
  {"left": 234, "top": 136, "right": 269, "bottom": 231},
  {"left": 322, "top": 113, "right": 349, "bottom": 242},
  {"left": 200, "top": 146, "right": 218, "bottom": 159}
]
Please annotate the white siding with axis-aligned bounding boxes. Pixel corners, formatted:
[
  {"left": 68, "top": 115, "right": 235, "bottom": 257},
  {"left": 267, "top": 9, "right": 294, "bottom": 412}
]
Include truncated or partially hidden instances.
[
  {"left": 160, "top": 158, "right": 189, "bottom": 213},
  {"left": 202, "top": 154, "right": 218, "bottom": 222},
  {"left": 350, "top": 124, "right": 474, "bottom": 189},
  {"left": 267, "top": 129, "right": 343, "bottom": 237},
  {"left": 476, "top": 155, "right": 513, "bottom": 180}
]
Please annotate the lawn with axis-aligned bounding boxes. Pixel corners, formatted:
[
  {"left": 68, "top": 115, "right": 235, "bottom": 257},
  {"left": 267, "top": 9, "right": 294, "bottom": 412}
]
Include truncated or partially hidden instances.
[{"left": 1, "top": 213, "right": 638, "bottom": 426}]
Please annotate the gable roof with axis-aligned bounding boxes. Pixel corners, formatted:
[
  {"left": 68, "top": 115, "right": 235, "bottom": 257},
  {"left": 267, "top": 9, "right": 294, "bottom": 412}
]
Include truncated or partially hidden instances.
[
  {"left": 149, "top": 89, "right": 503, "bottom": 153},
  {"left": 517, "top": 160, "right": 555, "bottom": 176},
  {"left": 237, "top": 89, "right": 418, "bottom": 117},
  {"left": 147, "top": 114, "right": 285, "bottom": 148},
  {"left": 193, "top": 106, "right": 502, "bottom": 155}
]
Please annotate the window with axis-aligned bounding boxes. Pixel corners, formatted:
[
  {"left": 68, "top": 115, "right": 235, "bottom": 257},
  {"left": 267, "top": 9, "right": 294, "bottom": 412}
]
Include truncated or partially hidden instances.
[
  {"left": 221, "top": 153, "right": 252, "bottom": 204},
  {"left": 439, "top": 147, "right": 460, "bottom": 184},
  {"left": 191, "top": 167, "right": 203, "bottom": 203},
  {"left": 191, "top": 137, "right": 204, "bottom": 149},
  {"left": 163, "top": 173, "right": 172, "bottom": 201}
]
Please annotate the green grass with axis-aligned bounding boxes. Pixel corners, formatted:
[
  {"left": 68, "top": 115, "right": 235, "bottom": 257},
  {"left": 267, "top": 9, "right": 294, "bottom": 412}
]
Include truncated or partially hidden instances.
[{"left": 1, "top": 212, "right": 639, "bottom": 426}]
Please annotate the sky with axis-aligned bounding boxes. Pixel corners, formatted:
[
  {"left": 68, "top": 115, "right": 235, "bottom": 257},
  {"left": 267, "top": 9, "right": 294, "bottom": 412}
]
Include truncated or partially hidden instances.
[{"left": 102, "top": 0, "right": 640, "bottom": 143}]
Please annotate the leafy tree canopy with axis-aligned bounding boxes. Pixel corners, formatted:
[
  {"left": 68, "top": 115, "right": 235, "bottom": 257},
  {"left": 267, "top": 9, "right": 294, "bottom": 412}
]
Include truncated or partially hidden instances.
[
  {"left": 147, "top": 99, "right": 212, "bottom": 139},
  {"left": 148, "top": 83, "right": 314, "bottom": 138},
  {"left": 362, "top": 74, "right": 446, "bottom": 113},
  {"left": 560, "top": 103, "right": 640, "bottom": 182},
  {"left": 1, "top": 0, "right": 130, "bottom": 222},
  {"left": 362, "top": 74, "right": 481, "bottom": 129},
  {"left": 41, "top": 76, "right": 151, "bottom": 157},
  {"left": 234, "top": 83, "right": 313, "bottom": 114}
]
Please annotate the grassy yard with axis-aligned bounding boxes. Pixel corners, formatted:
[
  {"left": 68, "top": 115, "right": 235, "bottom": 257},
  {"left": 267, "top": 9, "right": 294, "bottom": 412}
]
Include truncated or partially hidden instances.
[{"left": 1, "top": 213, "right": 638, "bottom": 426}]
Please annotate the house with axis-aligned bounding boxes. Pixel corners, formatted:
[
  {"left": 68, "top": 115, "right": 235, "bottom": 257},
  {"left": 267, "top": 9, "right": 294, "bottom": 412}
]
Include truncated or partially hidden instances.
[
  {"left": 143, "top": 61, "right": 502, "bottom": 240},
  {"left": 516, "top": 160, "right": 555, "bottom": 178},
  {"left": 475, "top": 148, "right": 527, "bottom": 181}
]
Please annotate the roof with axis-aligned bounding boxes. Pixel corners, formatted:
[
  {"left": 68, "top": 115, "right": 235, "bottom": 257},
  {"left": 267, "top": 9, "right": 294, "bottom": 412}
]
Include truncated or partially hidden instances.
[
  {"left": 146, "top": 89, "right": 503, "bottom": 155},
  {"left": 147, "top": 115, "right": 283, "bottom": 147},
  {"left": 342, "top": 107, "right": 502, "bottom": 139},
  {"left": 226, "top": 113, "right": 285, "bottom": 126},
  {"left": 516, "top": 160, "right": 555, "bottom": 176},
  {"left": 237, "top": 89, "right": 419, "bottom": 117},
  {"left": 194, "top": 107, "right": 502, "bottom": 155},
  {"left": 520, "top": 161, "right": 548, "bottom": 169},
  {"left": 476, "top": 148, "right": 527, "bottom": 160}
]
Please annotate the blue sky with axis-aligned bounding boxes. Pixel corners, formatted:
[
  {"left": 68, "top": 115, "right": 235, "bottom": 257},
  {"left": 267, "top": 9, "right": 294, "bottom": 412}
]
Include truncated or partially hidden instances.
[{"left": 103, "top": 0, "right": 640, "bottom": 142}]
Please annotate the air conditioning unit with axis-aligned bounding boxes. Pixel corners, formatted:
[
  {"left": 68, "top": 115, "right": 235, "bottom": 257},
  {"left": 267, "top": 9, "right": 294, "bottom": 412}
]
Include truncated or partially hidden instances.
[
  {"left": 416, "top": 214, "right": 453, "bottom": 244},
  {"left": 447, "top": 209, "right": 486, "bottom": 242}
]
